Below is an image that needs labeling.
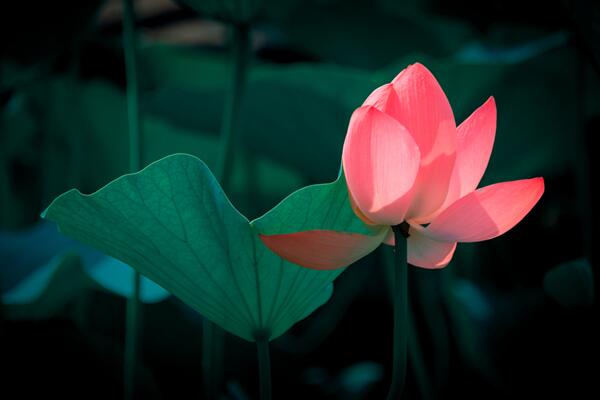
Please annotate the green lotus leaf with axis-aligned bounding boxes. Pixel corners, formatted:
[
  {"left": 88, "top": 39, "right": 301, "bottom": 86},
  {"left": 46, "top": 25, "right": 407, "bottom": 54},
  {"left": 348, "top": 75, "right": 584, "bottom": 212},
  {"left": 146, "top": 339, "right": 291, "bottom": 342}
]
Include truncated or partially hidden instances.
[
  {"left": 252, "top": 171, "right": 382, "bottom": 237},
  {"left": 42, "top": 153, "right": 341, "bottom": 341},
  {"left": 251, "top": 171, "right": 386, "bottom": 271}
]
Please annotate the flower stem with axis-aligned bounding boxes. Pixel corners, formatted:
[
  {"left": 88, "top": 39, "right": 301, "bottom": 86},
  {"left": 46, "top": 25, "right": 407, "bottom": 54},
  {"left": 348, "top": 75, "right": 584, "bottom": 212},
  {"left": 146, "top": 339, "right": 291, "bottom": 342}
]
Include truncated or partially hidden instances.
[
  {"left": 202, "top": 22, "right": 251, "bottom": 399},
  {"left": 387, "top": 223, "right": 409, "bottom": 400},
  {"left": 256, "top": 335, "right": 272, "bottom": 400},
  {"left": 122, "top": 0, "right": 143, "bottom": 398},
  {"left": 408, "top": 303, "right": 433, "bottom": 400}
]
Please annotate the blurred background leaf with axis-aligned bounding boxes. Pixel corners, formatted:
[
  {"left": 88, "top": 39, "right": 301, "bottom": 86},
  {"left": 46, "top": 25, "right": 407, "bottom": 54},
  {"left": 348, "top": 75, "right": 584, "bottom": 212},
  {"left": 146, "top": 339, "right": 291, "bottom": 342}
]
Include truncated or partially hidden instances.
[
  {"left": 1, "top": 222, "right": 170, "bottom": 309},
  {"left": 543, "top": 258, "right": 594, "bottom": 307}
]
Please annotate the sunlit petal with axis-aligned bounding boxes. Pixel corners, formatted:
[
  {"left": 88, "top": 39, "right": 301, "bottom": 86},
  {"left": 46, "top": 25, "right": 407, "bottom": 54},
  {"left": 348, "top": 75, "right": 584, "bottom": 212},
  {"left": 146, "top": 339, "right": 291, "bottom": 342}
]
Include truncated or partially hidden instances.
[
  {"left": 342, "top": 105, "right": 420, "bottom": 225},
  {"left": 390, "top": 63, "right": 458, "bottom": 219},
  {"left": 427, "top": 178, "right": 545, "bottom": 242}
]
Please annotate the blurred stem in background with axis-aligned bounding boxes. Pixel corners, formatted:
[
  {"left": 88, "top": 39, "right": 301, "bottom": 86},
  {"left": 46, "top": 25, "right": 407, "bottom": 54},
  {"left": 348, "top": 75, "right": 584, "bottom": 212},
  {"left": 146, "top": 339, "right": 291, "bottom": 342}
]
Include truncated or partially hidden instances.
[
  {"left": 574, "top": 41, "right": 593, "bottom": 265},
  {"left": 387, "top": 223, "right": 409, "bottom": 400},
  {"left": 203, "top": 23, "right": 251, "bottom": 399},
  {"left": 274, "top": 265, "right": 369, "bottom": 355},
  {"left": 0, "top": 128, "right": 8, "bottom": 226},
  {"left": 122, "top": 0, "right": 143, "bottom": 398},
  {"left": 215, "top": 23, "right": 250, "bottom": 188}
]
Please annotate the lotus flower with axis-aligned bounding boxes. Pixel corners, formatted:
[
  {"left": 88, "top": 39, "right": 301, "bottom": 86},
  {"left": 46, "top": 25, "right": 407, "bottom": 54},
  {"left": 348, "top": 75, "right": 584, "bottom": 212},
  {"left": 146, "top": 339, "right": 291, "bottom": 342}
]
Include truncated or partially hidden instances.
[{"left": 259, "top": 63, "right": 544, "bottom": 269}]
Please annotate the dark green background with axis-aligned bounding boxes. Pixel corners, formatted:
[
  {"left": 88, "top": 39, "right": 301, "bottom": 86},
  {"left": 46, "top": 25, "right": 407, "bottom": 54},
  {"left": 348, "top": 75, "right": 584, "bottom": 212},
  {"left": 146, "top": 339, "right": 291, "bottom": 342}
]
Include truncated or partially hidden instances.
[{"left": 1, "top": 0, "right": 598, "bottom": 398}]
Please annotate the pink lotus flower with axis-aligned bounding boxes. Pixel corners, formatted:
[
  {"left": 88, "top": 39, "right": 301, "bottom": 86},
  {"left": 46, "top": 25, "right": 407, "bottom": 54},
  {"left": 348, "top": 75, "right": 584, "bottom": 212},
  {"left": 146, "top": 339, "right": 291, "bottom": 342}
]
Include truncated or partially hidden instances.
[{"left": 261, "top": 63, "right": 544, "bottom": 269}]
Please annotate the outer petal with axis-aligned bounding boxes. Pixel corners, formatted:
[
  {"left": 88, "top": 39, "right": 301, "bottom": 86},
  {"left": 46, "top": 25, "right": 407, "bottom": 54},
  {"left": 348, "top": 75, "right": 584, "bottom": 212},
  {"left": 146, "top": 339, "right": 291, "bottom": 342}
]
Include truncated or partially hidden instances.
[
  {"left": 389, "top": 63, "right": 458, "bottom": 220},
  {"left": 427, "top": 178, "right": 545, "bottom": 242},
  {"left": 419, "top": 96, "right": 497, "bottom": 222},
  {"left": 408, "top": 225, "right": 457, "bottom": 269},
  {"left": 384, "top": 224, "right": 456, "bottom": 269},
  {"left": 342, "top": 105, "right": 420, "bottom": 226},
  {"left": 260, "top": 229, "right": 386, "bottom": 270},
  {"left": 348, "top": 190, "right": 377, "bottom": 226},
  {"left": 454, "top": 96, "right": 497, "bottom": 197}
]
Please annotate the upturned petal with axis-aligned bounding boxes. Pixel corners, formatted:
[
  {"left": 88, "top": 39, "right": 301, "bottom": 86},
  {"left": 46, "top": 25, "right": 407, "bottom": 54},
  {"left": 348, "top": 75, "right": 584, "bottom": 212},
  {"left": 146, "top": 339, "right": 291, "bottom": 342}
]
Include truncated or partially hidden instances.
[
  {"left": 260, "top": 229, "right": 386, "bottom": 270},
  {"left": 426, "top": 178, "right": 545, "bottom": 242},
  {"left": 454, "top": 96, "right": 497, "bottom": 197},
  {"left": 420, "top": 96, "right": 497, "bottom": 222},
  {"left": 342, "top": 105, "right": 420, "bottom": 226}
]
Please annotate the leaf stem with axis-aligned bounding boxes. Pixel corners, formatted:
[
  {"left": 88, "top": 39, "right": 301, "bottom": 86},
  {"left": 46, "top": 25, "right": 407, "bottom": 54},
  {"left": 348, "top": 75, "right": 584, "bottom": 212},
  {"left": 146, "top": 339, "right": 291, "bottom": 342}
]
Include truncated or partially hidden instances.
[
  {"left": 387, "top": 222, "right": 409, "bottom": 400},
  {"left": 202, "top": 22, "right": 251, "bottom": 399},
  {"left": 122, "top": 0, "right": 143, "bottom": 398},
  {"left": 202, "top": 321, "right": 224, "bottom": 399},
  {"left": 256, "top": 334, "right": 272, "bottom": 400}
]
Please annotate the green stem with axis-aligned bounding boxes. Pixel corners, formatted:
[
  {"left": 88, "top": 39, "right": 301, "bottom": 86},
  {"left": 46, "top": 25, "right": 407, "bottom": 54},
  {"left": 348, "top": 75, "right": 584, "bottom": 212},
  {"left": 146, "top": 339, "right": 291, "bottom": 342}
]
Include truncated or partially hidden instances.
[
  {"left": 256, "top": 335, "right": 272, "bottom": 400},
  {"left": 122, "top": 0, "right": 143, "bottom": 398},
  {"left": 415, "top": 271, "right": 449, "bottom": 390},
  {"left": 387, "top": 223, "right": 409, "bottom": 400},
  {"left": 202, "top": 22, "right": 251, "bottom": 399},
  {"left": 202, "top": 321, "right": 224, "bottom": 399},
  {"left": 408, "top": 304, "right": 433, "bottom": 400}
]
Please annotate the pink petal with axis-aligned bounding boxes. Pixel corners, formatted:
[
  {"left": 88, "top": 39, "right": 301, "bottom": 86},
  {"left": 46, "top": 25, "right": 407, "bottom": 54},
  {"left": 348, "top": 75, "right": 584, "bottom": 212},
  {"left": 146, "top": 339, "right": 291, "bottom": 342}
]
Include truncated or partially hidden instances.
[
  {"left": 405, "top": 152, "right": 456, "bottom": 223},
  {"left": 453, "top": 96, "right": 497, "bottom": 198},
  {"left": 362, "top": 64, "right": 457, "bottom": 220},
  {"left": 384, "top": 224, "right": 456, "bottom": 269},
  {"left": 418, "top": 97, "right": 497, "bottom": 223},
  {"left": 260, "top": 230, "right": 385, "bottom": 270},
  {"left": 427, "top": 178, "right": 545, "bottom": 242},
  {"left": 363, "top": 83, "right": 402, "bottom": 118},
  {"left": 348, "top": 190, "right": 377, "bottom": 226},
  {"left": 390, "top": 63, "right": 455, "bottom": 153},
  {"left": 407, "top": 225, "right": 457, "bottom": 269},
  {"left": 390, "top": 63, "right": 458, "bottom": 219},
  {"left": 342, "top": 105, "right": 420, "bottom": 226}
]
